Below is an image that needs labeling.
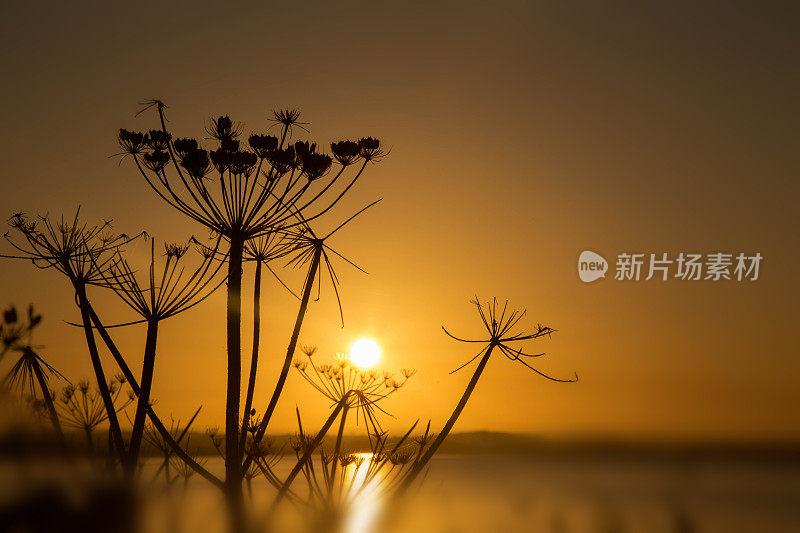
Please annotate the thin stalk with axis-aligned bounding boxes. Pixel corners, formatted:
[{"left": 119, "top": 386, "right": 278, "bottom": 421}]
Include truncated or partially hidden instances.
[
  {"left": 76, "top": 284, "right": 127, "bottom": 468},
  {"left": 396, "top": 344, "right": 495, "bottom": 495},
  {"left": 31, "top": 362, "right": 65, "bottom": 446},
  {"left": 85, "top": 426, "right": 95, "bottom": 455},
  {"left": 87, "top": 305, "right": 224, "bottom": 488},
  {"left": 268, "top": 394, "right": 348, "bottom": 515},
  {"left": 239, "top": 259, "right": 262, "bottom": 460},
  {"left": 248, "top": 246, "right": 322, "bottom": 462},
  {"left": 128, "top": 318, "right": 159, "bottom": 468},
  {"left": 328, "top": 406, "right": 349, "bottom": 495}
]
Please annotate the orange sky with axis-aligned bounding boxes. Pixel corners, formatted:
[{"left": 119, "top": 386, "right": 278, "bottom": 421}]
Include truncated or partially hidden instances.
[{"left": 0, "top": 2, "right": 798, "bottom": 442}]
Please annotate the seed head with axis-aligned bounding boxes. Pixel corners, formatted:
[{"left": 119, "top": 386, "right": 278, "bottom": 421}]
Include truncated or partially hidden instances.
[{"left": 330, "top": 140, "right": 361, "bottom": 166}]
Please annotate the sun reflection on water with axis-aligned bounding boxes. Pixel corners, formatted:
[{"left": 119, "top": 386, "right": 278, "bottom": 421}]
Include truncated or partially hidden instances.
[{"left": 343, "top": 453, "right": 382, "bottom": 533}]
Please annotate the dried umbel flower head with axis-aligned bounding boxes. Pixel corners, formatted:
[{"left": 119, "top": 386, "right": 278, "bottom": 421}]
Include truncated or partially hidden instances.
[
  {"left": 179, "top": 148, "right": 212, "bottom": 180},
  {"left": 358, "top": 137, "right": 387, "bottom": 161},
  {"left": 299, "top": 152, "right": 333, "bottom": 181},
  {"left": 265, "top": 146, "right": 296, "bottom": 175},
  {"left": 290, "top": 433, "right": 320, "bottom": 455},
  {"left": 330, "top": 140, "right": 361, "bottom": 166},
  {"left": 301, "top": 345, "right": 317, "bottom": 357},
  {"left": 445, "top": 297, "right": 577, "bottom": 382},
  {"left": 294, "top": 141, "right": 317, "bottom": 159},
  {"left": 292, "top": 350, "right": 415, "bottom": 439},
  {"left": 146, "top": 130, "right": 172, "bottom": 151},
  {"left": 143, "top": 150, "right": 170, "bottom": 172},
  {"left": 123, "top": 101, "right": 383, "bottom": 247},
  {"left": 210, "top": 148, "right": 233, "bottom": 173},
  {"left": 271, "top": 108, "right": 309, "bottom": 135},
  {"left": 338, "top": 453, "right": 366, "bottom": 468},
  {"left": 164, "top": 242, "right": 190, "bottom": 259},
  {"left": 207, "top": 115, "right": 242, "bottom": 141},
  {"left": 2, "top": 345, "right": 65, "bottom": 402},
  {"left": 243, "top": 229, "right": 295, "bottom": 264},
  {"left": 3, "top": 209, "right": 141, "bottom": 286},
  {"left": 294, "top": 140, "right": 333, "bottom": 180},
  {"left": 389, "top": 451, "right": 412, "bottom": 466},
  {"left": 173, "top": 138, "right": 199, "bottom": 158},
  {"left": 248, "top": 134, "right": 279, "bottom": 158},
  {"left": 57, "top": 377, "right": 131, "bottom": 432},
  {"left": 118, "top": 129, "right": 147, "bottom": 155},
  {"left": 101, "top": 236, "right": 226, "bottom": 321},
  {"left": 229, "top": 151, "right": 258, "bottom": 176}
]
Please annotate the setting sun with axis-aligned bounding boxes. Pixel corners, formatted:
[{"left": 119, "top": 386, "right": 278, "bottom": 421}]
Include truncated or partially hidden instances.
[{"left": 349, "top": 338, "right": 381, "bottom": 369}]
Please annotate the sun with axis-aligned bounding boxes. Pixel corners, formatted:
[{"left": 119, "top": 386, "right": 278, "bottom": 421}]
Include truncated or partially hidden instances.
[{"left": 349, "top": 338, "right": 381, "bottom": 369}]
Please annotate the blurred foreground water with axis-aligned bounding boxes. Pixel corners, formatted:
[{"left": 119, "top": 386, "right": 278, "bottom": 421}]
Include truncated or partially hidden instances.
[{"left": 3, "top": 451, "right": 797, "bottom": 533}]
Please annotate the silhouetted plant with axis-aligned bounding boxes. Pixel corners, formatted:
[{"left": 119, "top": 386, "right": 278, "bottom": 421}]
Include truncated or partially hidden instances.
[
  {"left": 57, "top": 376, "right": 132, "bottom": 453},
  {"left": 0, "top": 97, "right": 580, "bottom": 533},
  {"left": 2, "top": 210, "right": 142, "bottom": 466},
  {"left": 245, "top": 204, "right": 380, "bottom": 478},
  {"left": 98, "top": 236, "right": 225, "bottom": 469},
  {"left": 260, "top": 351, "right": 415, "bottom": 524},
  {"left": 395, "top": 297, "right": 577, "bottom": 495},
  {"left": 239, "top": 230, "right": 295, "bottom": 460},
  {"left": 120, "top": 100, "right": 383, "bottom": 524},
  {"left": 143, "top": 407, "right": 203, "bottom": 485},
  {"left": 0, "top": 304, "right": 65, "bottom": 443}
]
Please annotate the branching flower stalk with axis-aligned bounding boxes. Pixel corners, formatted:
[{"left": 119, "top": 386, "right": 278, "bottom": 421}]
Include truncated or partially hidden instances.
[
  {"left": 86, "top": 304, "right": 224, "bottom": 488},
  {"left": 1, "top": 305, "right": 65, "bottom": 444},
  {"left": 395, "top": 297, "right": 578, "bottom": 496},
  {"left": 120, "top": 101, "right": 382, "bottom": 522},
  {"left": 98, "top": 236, "right": 226, "bottom": 469},
  {"left": 266, "top": 352, "right": 414, "bottom": 522},
  {"left": 256, "top": 355, "right": 421, "bottom": 533},
  {"left": 246, "top": 201, "right": 381, "bottom": 469},
  {"left": 2, "top": 210, "right": 143, "bottom": 467},
  {"left": 56, "top": 376, "right": 132, "bottom": 454},
  {"left": 239, "top": 231, "right": 295, "bottom": 461}
]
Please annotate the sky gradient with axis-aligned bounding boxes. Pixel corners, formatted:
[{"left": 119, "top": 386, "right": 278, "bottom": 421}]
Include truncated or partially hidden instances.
[{"left": 1, "top": 1, "right": 798, "bottom": 441}]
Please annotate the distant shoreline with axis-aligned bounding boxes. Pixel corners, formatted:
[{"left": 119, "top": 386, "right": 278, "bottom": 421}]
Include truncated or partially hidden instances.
[{"left": 3, "top": 429, "right": 799, "bottom": 461}]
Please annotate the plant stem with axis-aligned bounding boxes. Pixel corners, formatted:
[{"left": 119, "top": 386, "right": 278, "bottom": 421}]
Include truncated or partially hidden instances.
[
  {"left": 239, "top": 259, "right": 262, "bottom": 460},
  {"left": 76, "top": 283, "right": 127, "bottom": 468},
  {"left": 269, "top": 394, "right": 348, "bottom": 515},
  {"left": 248, "top": 246, "right": 322, "bottom": 460},
  {"left": 225, "top": 235, "right": 245, "bottom": 528},
  {"left": 396, "top": 344, "right": 495, "bottom": 495},
  {"left": 31, "top": 362, "right": 65, "bottom": 446},
  {"left": 85, "top": 426, "right": 95, "bottom": 455},
  {"left": 128, "top": 317, "right": 159, "bottom": 469},
  {"left": 328, "top": 405, "right": 349, "bottom": 493},
  {"left": 88, "top": 305, "right": 223, "bottom": 488}
]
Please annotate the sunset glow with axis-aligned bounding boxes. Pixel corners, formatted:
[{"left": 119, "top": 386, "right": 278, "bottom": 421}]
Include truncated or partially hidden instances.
[{"left": 349, "top": 339, "right": 381, "bottom": 369}]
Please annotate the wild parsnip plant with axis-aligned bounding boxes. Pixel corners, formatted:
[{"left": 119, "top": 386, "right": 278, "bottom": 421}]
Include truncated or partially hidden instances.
[
  {"left": 0, "top": 100, "right": 575, "bottom": 533},
  {"left": 0, "top": 305, "right": 65, "bottom": 444},
  {"left": 395, "top": 297, "right": 578, "bottom": 496},
  {"left": 3, "top": 211, "right": 142, "bottom": 466},
  {"left": 262, "top": 350, "right": 421, "bottom": 526},
  {"left": 98, "top": 236, "right": 225, "bottom": 469},
  {"left": 56, "top": 377, "right": 132, "bottom": 454},
  {"left": 117, "top": 101, "right": 383, "bottom": 525}
]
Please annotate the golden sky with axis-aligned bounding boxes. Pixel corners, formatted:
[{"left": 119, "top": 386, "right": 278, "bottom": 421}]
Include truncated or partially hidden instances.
[{"left": 0, "top": 1, "right": 797, "bottom": 441}]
